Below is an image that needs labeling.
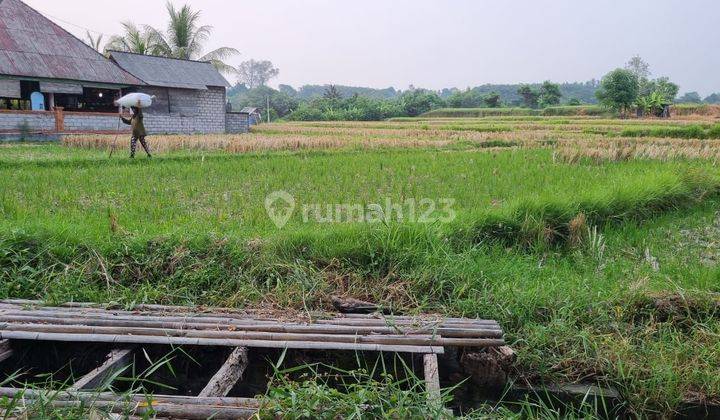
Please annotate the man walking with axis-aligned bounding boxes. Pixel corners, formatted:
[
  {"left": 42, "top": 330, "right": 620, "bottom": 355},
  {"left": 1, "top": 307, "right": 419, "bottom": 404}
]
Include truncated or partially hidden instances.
[{"left": 120, "top": 107, "right": 152, "bottom": 158}]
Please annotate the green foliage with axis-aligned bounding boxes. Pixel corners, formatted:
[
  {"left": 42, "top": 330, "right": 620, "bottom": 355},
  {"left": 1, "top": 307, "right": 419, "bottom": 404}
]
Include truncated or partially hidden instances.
[
  {"left": 517, "top": 84, "right": 540, "bottom": 108},
  {"left": 677, "top": 91, "right": 703, "bottom": 104},
  {"left": 621, "top": 124, "right": 720, "bottom": 139},
  {"left": 639, "top": 77, "right": 679, "bottom": 102},
  {"left": 106, "top": 22, "right": 167, "bottom": 55},
  {"left": 596, "top": 69, "right": 639, "bottom": 115},
  {"left": 636, "top": 91, "right": 669, "bottom": 117},
  {"left": 288, "top": 95, "right": 402, "bottom": 121},
  {"left": 483, "top": 91, "right": 502, "bottom": 108},
  {"left": 446, "top": 89, "right": 486, "bottom": 108},
  {"left": 566, "top": 98, "right": 582, "bottom": 106},
  {"left": 322, "top": 85, "right": 343, "bottom": 101},
  {"left": 704, "top": 93, "right": 720, "bottom": 104},
  {"left": 398, "top": 89, "right": 445, "bottom": 117},
  {"left": 2, "top": 131, "right": 720, "bottom": 417},
  {"left": 106, "top": 2, "right": 238, "bottom": 74},
  {"left": 538, "top": 81, "right": 562, "bottom": 108},
  {"left": 261, "top": 364, "right": 450, "bottom": 419},
  {"left": 294, "top": 85, "right": 399, "bottom": 100},
  {"left": 230, "top": 86, "right": 298, "bottom": 120},
  {"left": 420, "top": 105, "right": 607, "bottom": 118}
]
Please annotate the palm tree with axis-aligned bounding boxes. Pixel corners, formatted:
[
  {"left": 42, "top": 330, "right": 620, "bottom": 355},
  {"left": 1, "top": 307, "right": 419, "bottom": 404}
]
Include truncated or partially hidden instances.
[
  {"left": 105, "top": 22, "right": 166, "bottom": 56},
  {"left": 84, "top": 31, "right": 104, "bottom": 52},
  {"left": 106, "top": 3, "right": 238, "bottom": 75},
  {"left": 151, "top": 2, "right": 238, "bottom": 74}
]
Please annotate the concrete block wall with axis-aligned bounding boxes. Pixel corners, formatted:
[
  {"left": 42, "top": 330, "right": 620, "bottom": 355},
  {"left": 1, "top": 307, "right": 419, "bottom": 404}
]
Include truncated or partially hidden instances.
[
  {"left": 225, "top": 112, "right": 249, "bottom": 134},
  {"left": 0, "top": 111, "right": 55, "bottom": 132},
  {"left": 137, "top": 86, "right": 230, "bottom": 134},
  {"left": 64, "top": 113, "right": 129, "bottom": 132},
  {"left": 0, "top": 87, "right": 244, "bottom": 136}
]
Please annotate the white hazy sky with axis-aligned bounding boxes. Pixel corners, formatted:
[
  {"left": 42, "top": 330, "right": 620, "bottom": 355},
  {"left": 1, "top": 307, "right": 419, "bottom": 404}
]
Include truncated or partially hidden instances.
[{"left": 22, "top": 0, "right": 720, "bottom": 95}]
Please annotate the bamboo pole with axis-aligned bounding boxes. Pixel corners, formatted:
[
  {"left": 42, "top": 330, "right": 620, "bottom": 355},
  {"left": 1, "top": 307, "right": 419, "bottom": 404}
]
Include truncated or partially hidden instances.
[
  {"left": 199, "top": 347, "right": 249, "bottom": 397},
  {"left": 423, "top": 353, "right": 441, "bottom": 404},
  {"left": 0, "top": 314, "right": 502, "bottom": 338},
  {"left": 1, "top": 300, "right": 497, "bottom": 325},
  {"left": 68, "top": 348, "right": 135, "bottom": 391},
  {"left": 0, "top": 300, "right": 500, "bottom": 327},
  {"left": 0, "top": 322, "right": 502, "bottom": 347},
  {"left": 0, "top": 331, "right": 446, "bottom": 353},
  {"left": 10, "top": 400, "right": 255, "bottom": 420},
  {"left": 0, "top": 387, "right": 260, "bottom": 407},
  {"left": 0, "top": 311, "right": 501, "bottom": 334},
  {"left": 0, "top": 339, "right": 11, "bottom": 363}
]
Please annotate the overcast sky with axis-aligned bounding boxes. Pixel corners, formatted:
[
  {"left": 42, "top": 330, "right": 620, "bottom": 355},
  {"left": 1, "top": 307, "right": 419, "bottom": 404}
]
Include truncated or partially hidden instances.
[{"left": 23, "top": 0, "right": 720, "bottom": 95}]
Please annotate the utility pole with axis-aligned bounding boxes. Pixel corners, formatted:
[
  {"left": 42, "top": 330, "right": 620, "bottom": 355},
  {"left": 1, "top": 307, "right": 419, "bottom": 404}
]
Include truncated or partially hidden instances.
[{"left": 267, "top": 96, "right": 270, "bottom": 123}]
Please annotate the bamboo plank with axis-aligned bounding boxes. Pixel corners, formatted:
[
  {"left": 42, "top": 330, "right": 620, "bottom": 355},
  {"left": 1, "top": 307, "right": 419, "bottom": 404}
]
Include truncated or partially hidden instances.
[
  {"left": 423, "top": 353, "right": 441, "bottom": 404},
  {"left": 0, "top": 387, "right": 260, "bottom": 407},
  {"left": 0, "top": 339, "right": 11, "bottom": 363},
  {"left": 199, "top": 347, "right": 249, "bottom": 397},
  {"left": 68, "top": 347, "right": 135, "bottom": 391},
  {"left": 0, "top": 309, "right": 501, "bottom": 333},
  {"left": 0, "top": 331, "right": 445, "bottom": 354},
  {"left": 0, "top": 322, "right": 503, "bottom": 347},
  {"left": 0, "top": 301, "right": 501, "bottom": 327},
  {"left": 0, "top": 313, "right": 501, "bottom": 337}
]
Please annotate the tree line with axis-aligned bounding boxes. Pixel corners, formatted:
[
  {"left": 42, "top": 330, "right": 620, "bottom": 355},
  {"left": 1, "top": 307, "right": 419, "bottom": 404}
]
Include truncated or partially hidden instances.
[{"left": 83, "top": 8, "right": 718, "bottom": 122}]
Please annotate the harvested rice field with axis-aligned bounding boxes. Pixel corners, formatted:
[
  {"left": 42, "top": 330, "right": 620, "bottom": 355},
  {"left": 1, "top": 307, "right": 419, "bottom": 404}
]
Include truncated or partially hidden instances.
[{"left": 2, "top": 113, "right": 720, "bottom": 417}]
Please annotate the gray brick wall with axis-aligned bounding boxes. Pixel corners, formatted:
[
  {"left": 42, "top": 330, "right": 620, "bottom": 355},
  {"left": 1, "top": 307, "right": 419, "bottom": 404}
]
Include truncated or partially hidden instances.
[
  {"left": 64, "top": 114, "right": 129, "bottom": 132},
  {"left": 225, "top": 112, "right": 249, "bottom": 134},
  {"left": 0, "top": 86, "right": 246, "bottom": 135},
  {"left": 138, "top": 86, "right": 232, "bottom": 134},
  {"left": 0, "top": 112, "right": 55, "bottom": 132}
]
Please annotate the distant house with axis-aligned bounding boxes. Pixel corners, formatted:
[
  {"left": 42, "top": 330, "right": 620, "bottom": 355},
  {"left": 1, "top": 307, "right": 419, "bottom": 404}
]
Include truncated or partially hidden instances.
[
  {"left": 0, "top": 0, "right": 247, "bottom": 136},
  {"left": 240, "top": 107, "right": 263, "bottom": 125}
]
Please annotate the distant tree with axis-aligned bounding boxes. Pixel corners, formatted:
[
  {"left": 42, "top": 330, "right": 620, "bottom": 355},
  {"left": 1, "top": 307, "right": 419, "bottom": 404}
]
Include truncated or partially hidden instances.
[
  {"left": 625, "top": 55, "right": 651, "bottom": 80},
  {"left": 278, "top": 84, "right": 297, "bottom": 97},
  {"left": 517, "top": 85, "right": 539, "bottom": 108},
  {"left": 566, "top": 98, "right": 582, "bottom": 106},
  {"left": 704, "top": 93, "right": 720, "bottom": 104},
  {"left": 399, "top": 89, "right": 444, "bottom": 116},
  {"left": 323, "top": 85, "right": 343, "bottom": 100},
  {"left": 636, "top": 91, "right": 670, "bottom": 117},
  {"left": 227, "top": 83, "right": 249, "bottom": 97},
  {"left": 596, "top": 68, "right": 639, "bottom": 116},
  {"left": 676, "top": 91, "right": 703, "bottom": 103},
  {"left": 483, "top": 92, "right": 501, "bottom": 108},
  {"left": 652, "top": 77, "right": 679, "bottom": 102},
  {"left": 447, "top": 89, "right": 484, "bottom": 108},
  {"left": 538, "top": 81, "right": 562, "bottom": 107},
  {"left": 231, "top": 85, "right": 298, "bottom": 120},
  {"left": 84, "top": 31, "right": 104, "bottom": 52},
  {"left": 236, "top": 60, "right": 279, "bottom": 89}
]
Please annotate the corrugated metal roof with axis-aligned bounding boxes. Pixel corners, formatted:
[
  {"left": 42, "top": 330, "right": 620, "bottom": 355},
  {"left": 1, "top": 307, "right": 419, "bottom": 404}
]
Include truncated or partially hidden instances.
[
  {"left": 0, "top": 0, "right": 142, "bottom": 86},
  {"left": 109, "top": 51, "right": 231, "bottom": 90},
  {"left": 240, "top": 107, "right": 259, "bottom": 114}
]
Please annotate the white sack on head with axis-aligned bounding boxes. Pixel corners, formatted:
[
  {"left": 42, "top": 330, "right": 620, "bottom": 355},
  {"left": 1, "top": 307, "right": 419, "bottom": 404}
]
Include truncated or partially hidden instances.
[{"left": 115, "top": 93, "right": 155, "bottom": 109}]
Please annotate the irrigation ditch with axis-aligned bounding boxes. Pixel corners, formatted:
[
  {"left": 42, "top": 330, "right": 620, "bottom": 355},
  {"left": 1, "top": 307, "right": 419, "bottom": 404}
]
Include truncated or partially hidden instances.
[{"left": 0, "top": 300, "right": 715, "bottom": 418}]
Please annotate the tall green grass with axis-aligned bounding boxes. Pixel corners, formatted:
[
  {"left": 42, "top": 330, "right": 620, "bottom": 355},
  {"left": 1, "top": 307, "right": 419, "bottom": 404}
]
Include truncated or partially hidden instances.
[
  {"left": 1, "top": 140, "right": 719, "bottom": 416},
  {"left": 420, "top": 105, "right": 607, "bottom": 118},
  {"left": 620, "top": 123, "right": 720, "bottom": 139}
]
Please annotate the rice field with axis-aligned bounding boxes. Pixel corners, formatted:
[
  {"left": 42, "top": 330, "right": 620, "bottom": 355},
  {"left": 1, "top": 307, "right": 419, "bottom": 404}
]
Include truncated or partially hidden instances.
[{"left": 2, "top": 113, "right": 720, "bottom": 417}]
